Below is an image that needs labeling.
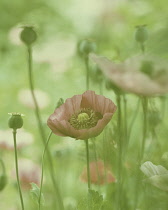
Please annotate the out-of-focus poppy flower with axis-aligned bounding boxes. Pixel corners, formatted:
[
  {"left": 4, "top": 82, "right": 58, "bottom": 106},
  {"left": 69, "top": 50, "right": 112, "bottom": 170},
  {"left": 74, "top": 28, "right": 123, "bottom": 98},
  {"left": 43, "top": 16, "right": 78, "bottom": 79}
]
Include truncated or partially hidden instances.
[
  {"left": 12, "top": 159, "right": 40, "bottom": 190},
  {"left": 18, "top": 89, "right": 50, "bottom": 110},
  {"left": 47, "top": 90, "right": 116, "bottom": 140},
  {"left": 0, "top": 129, "right": 34, "bottom": 150},
  {"left": 90, "top": 53, "right": 168, "bottom": 96},
  {"left": 80, "top": 160, "right": 115, "bottom": 185}
]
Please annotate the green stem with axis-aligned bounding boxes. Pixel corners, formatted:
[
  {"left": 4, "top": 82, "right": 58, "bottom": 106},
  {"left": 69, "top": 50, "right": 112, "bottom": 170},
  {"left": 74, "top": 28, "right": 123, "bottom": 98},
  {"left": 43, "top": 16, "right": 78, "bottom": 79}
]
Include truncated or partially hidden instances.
[
  {"left": 99, "top": 80, "right": 103, "bottom": 95},
  {"left": 134, "top": 96, "right": 148, "bottom": 209},
  {"left": 38, "top": 131, "right": 52, "bottom": 210},
  {"left": 116, "top": 94, "right": 122, "bottom": 210},
  {"left": 102, "top": 129, "right": 108, "bottom": 184},
  {"left": 0, "top": 158, "right": 6, "bottom": 174},
  {"left": 84, "top": 56, "right": 89, "bottom": 90},
  {"left": 27, "top": 46, "right": 64, "bottom": 210},
  {"left": 140, "top": 97, "right": 148, "bottom": 160},
  {"left": 85, "top": 139, "right": 91, "bottom": 191},
  {"left": 127, "top": 98, "right": 140, "bottom": 140},
  {"left": 91, "top": 138, "right": 100, "bottom": 186},
  {"left": 140, "top": 43, "right": 145, "bottom": 54},
  {"left": 13, "top": 130, "right": 24, "bottom": 210},
  {"left": 123, "top": 94, "right": 128, "bottom": 156}
]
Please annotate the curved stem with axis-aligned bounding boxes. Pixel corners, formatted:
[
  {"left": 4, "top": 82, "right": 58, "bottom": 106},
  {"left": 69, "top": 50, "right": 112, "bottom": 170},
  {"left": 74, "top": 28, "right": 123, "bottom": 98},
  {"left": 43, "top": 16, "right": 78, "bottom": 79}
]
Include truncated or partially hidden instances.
[
  {"left": 13, "top": 130, "right": 24, "bottom": 210},
  {"left": 127, "top": 98, "right": 140, "bottom": 140},
  {"left": 123, "top": 94, "right": 128, "bottom": 156},
  {"left": 91, "top": 138, "right": 100, "bottom": 186},
  {"left": 85, "top": 139, "right": 91, "bottom": 191},
  {"left": 0, "top": 158, "right": 6, "bottom": 174},
  {"left": 38, "top": 131, "right": 53, "bottom": 210},
  {"left": 27, "top": 46, "right": 64, "bottom": 210},
  {"left": 134, "top": 96, "right": 148, "bottom": 209},
  {"left": 116, "top": 94, "right": 122, "bottom": 210},
  {"left": 140, "top": 97, "right": 148, "bottom": 160}
]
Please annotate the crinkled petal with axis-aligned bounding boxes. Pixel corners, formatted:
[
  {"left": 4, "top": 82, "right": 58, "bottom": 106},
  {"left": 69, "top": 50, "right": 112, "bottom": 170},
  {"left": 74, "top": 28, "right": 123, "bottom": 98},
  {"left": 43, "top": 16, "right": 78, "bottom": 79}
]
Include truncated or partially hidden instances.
[
  {"left": 90, "top": 53, "right": 168, "bottom": 96},
  {"left": 52, "top": 94, "right": 82, "bottom": 121},
  {"left": 81, "top": 90, "right": 116, "bottom": 114},
  {"left": 47, "top": 90, "right": 116, "bottom": 140}
]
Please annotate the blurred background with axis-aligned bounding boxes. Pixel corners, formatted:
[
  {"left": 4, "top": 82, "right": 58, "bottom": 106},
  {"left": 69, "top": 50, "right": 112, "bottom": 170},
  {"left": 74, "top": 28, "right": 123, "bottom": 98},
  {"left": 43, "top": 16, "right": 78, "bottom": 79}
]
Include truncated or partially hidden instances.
[{"left": 1, "top": 0, "right": 168, "bottom": 209}]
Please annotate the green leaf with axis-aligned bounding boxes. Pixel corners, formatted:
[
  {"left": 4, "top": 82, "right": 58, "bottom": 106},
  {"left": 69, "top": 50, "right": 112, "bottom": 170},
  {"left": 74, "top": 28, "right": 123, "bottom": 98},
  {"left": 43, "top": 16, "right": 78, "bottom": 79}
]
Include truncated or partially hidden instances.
[
  {"left": 145, "top": 174, "right": 168, "bottom": 191},
  {"left": 140, "top": 161, "right": 168, "bottom": 177},
  {"left": 89, "top": 190, "right": 103, "bottom": 210},
  {"left": 141, "top": 161, "right": 168, "bottom": 191},
  {"left": 77, "top": 190, "right": 104, "bottom": 210},
  {"left": 29, "top": 183, "right": 45, "bottom": 206}
]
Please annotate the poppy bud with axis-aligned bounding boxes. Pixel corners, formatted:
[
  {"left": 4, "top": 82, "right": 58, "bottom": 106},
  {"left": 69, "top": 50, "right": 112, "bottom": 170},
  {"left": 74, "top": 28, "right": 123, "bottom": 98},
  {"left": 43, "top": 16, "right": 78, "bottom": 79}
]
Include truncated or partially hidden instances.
[
  {"left": 135, "top": 25, "right": 148, "bottom": 44},
  {"left": 78, "top": 39, "right": 97, "bottom": 56},
  {"left": 8, "top": 113, "right": 24, "bottom": 130},
  {"left": 0, "top": 174, "right": 7, "bottom": 191},
  {"left": 20, "top": 26, "right": 37, "bottom": 46}
]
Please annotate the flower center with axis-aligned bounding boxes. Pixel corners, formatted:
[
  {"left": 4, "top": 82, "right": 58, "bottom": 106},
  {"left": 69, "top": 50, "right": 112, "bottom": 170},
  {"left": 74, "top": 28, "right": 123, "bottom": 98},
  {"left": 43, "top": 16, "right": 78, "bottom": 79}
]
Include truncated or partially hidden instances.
[
  {"left": 77, "top": 113, "right": 90, "bottom": 122},
  {"left": 69, "top": 108, "right": 103, "bottom": 130}
]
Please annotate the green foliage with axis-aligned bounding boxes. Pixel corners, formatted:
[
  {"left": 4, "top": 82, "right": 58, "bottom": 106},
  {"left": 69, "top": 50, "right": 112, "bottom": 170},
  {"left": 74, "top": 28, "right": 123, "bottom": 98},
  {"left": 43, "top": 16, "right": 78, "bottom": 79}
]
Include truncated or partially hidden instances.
[
  {"left": 30, "top": 183, "right": 45, "bottom": 206},
  {"left": 77, "top": 190, "right": 104, "bottom": 210},
  {"left": 141, "top": 161, "right": 168, "bottom": 191}
]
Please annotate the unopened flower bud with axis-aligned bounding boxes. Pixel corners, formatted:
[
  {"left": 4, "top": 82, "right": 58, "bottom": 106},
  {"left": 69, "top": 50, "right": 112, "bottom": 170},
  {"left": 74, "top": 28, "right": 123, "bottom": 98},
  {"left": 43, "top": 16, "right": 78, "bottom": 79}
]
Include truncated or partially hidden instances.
[
  {"left": 20, "top": 26, "right": 37, "bottom": 46},
  {"left": 8, "top": 113, "right": 24, "bottom": 130},
  {"left": 0, "top": 174, "right": 7, "bottom": 191},
  {"left": 78, "top": 39, "right": 97, "bottom": 56},
  {"left": 135, "top": 25, "right": 148, "bottom": 43}
]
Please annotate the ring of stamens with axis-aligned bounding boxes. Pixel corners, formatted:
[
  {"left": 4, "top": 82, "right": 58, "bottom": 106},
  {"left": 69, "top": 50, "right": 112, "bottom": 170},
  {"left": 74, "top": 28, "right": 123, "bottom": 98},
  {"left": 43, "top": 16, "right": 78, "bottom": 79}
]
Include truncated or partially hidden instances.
[{"left": 69, "top": 108, "right": 103, "bottom": 130}]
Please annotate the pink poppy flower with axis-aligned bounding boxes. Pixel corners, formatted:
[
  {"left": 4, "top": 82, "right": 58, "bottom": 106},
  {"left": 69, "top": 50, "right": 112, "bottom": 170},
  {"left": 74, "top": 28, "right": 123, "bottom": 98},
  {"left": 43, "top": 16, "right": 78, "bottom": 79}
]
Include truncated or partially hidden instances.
[
  {"left": 80, "top": 160, "right": 115, "bottom": 185},
  {"left": 12, "top": 159, "right": 40, "bottom": 190},
  {"left": 90, "top": 53, "right": 168, "bottom": 96},
  {"left": 0, "top": 129, "right": 34, "bottom": 151},
  {"left": 47, "top": 90, "right": 116, "bottom": 140}
]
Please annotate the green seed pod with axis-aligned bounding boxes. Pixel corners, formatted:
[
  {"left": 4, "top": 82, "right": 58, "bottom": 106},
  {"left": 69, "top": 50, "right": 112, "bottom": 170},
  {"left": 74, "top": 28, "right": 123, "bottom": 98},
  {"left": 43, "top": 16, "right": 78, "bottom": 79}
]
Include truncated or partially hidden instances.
[
  {"left": 8, "top": 113, "right": 24, "bottom": 130},
  {"left": 0, "top": 174, "right": 7, "bottom": 191},
  {"left": 78, "top": 39, "right": 97, "bottom": 56},
  {"left": 135, "top": 25, "right": 148, "bottom": 43},
  {"left": 20, "top": 26, "right": 37, "bottom": 46}
]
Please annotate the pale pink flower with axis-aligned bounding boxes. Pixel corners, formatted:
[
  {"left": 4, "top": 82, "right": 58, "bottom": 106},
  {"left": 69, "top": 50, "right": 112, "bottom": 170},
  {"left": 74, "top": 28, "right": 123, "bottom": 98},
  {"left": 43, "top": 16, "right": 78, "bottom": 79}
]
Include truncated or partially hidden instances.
[
  {"left": 80, "top": 160, "right": 115, "bottom": 185},
  {"left": 12, "top": 159, "right": 40, "bottom": 190},
  {"left": 90, "top": 53, "right": 168, "bottom": 96},
  {"left": 47, "top": 90, "right": 116, "bottom": 140},
  {"left": 0, "top": 129, "right": 34, "bottom": 150}
]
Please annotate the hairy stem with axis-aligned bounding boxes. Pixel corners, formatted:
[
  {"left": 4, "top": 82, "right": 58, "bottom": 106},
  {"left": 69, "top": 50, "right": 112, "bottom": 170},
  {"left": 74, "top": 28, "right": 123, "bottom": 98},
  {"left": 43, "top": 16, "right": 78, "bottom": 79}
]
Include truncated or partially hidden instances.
[
  {"left": 13, "top": 130, "right": 24, "bottom": 210},
  {"left": 85, "top": 139, "right": 91, "bottom": 191},
  {"left": 27, "top": 46, "right": 64, "bottom": 210},
  {"left": 116, "top": 94, "right": 122, "bottom": 210},
  {"left": 38, "top": 131, "right": 53, "bottom": 210}
]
